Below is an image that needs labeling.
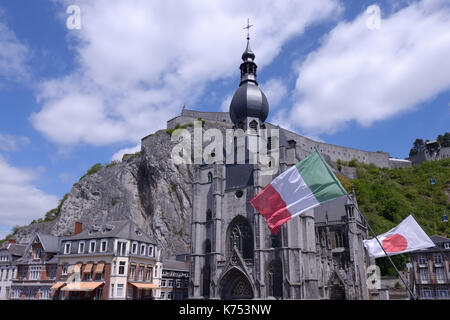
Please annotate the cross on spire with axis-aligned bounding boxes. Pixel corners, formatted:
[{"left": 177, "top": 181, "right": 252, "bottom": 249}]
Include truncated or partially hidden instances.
[{"left": 243, "top": 18, "right": 253, "bottom": 40}]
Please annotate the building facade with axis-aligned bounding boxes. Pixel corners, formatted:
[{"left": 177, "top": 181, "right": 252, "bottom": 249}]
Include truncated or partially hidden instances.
[
  {"left": 52, "top": 220, "right": 162, "bottom": 300},
  {"left": 0, "top": 241, "right": 26, "bottom": 300},
  {"left": 187, "top": 36, "right": 369, "bottom": 300},
  {"left": 9, "top": 233, "right": 59, "bottom": 300},
  {"left": 410, "top": 235, "right": 450, "bottom": 299},
  {"left": 160, "top": 259, "right": 189, "bottom": 300}
]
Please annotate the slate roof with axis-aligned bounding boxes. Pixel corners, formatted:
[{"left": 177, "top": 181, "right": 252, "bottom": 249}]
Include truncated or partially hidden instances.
[
  {"left": 162, "top": 259, "right": 189, "bottom": 272},
  {"left": 36, "top": 233, "right": 60, "bottom": 253},
  {"left": 0, "top": 243, "right": 26, "bottom": 257}
]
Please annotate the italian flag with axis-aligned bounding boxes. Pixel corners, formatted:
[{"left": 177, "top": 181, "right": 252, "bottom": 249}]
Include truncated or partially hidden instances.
[{"left": 250, "top": 151, "right": 347, "bottom": 234}]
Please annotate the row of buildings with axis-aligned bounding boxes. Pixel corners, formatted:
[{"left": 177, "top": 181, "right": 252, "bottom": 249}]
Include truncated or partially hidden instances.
[{"left": 0, "top": 220, "right": 188, "bottom": 300}]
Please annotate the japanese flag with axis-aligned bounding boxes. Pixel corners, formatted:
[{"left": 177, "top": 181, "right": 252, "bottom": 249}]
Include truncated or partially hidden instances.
[{"left": 363, "top": 215, "right": 435, "bottom": 258}]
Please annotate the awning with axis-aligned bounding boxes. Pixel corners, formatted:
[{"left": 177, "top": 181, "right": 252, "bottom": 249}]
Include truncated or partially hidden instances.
[
  {"left": 130, "top": 262, "right": 136, "bottom": 266},
  {"left": 61, "top": 282, "right": 104, "bottom": 292},
  {"left": 83, "top": 263, "right": 93, "bottom": 273},
  {"left": 129, "top": 282, "right": 159, "bottom": 290},
  {"left": 50, "top": 282, "right": 66, "bottom": 291},
  {"left": 147, "top": 265, "right": 153, "bottom": 268},
  {"left": 139, "top": 263, "right": 145, "bottom": 267},
  {"left": 94, "top": 262, "right": 104, "bottom": 274}
]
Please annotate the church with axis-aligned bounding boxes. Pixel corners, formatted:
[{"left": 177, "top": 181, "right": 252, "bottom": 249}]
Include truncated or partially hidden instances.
[{"left": 168, "top": 32, "right": 370, "bottom": 299}]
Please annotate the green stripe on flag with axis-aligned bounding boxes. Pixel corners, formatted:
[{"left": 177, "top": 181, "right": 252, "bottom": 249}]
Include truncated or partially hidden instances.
[{"left": 295, "top": 151, "right": 347, "bottom": 204}]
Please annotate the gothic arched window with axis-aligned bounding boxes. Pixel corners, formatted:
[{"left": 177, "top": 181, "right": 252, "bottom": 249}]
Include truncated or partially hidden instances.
[
  {"left": 228, "top": 216, "right": 253, "bottom": 260},
  {"left": 267, "top": 259, "right": 283, "bottom": 298},
  {"left": 207, "top": 172, "right": 213, "bottom": 183}
]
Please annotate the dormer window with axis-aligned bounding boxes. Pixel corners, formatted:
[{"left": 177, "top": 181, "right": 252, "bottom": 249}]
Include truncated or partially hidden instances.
[
  {"left": 140, "top": 244, "right": 146, "bottom": 256},
  {"left": 100, "top": 240, "right": 107, "bottom": 252},
  {"left": 444, "top": 243, "right": 450, "bottom": 249},
  {"left": 148, "top": 245, "right": 154, "bottom": 257},
  {"left": 64, "top": 242, "right": 71, "bottom": 254},
  {"left": 89, "top": 241, "right": 96, "bottom": 253},
  {"left": 78, "top": 242, "right": 85, "bottom": 254}
]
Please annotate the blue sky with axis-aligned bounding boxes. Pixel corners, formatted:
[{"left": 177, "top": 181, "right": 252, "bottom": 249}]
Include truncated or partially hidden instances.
[{"left": 0, "top": 0, "right": 449, "bottom": 238}]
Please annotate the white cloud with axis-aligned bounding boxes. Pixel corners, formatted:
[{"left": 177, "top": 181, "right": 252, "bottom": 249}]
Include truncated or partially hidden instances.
[
  {"left": 288, "top": 0, "right": 450, "bottom": 135},
  {"left": 31, "top": 0, "right": 342, "bottom": 147},
  {"left": 0, "top": 134, "right": 30, "bottom": 152},
  {"left": 220, "top": 93, "right": 233, "bottom": 112},
  {"left": 0, "top": 17, "right": 29, "bottom": 83},
  {"left": 0, "top": 156, "right": 59, "bottom": 228},
  {"left": 261, "top": 78, "right": 287, "bottom": 108},
  {"left": 111, "top": 143, "right": 141, "bottom": 162}
]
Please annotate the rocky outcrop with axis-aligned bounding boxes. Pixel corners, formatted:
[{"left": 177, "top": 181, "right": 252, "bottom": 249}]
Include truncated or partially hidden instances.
[{"left": 12, "top": 129, "right": 193, "bottom": 258}]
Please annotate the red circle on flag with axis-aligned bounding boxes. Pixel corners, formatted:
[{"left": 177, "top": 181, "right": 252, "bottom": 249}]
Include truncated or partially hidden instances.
[{"left": 382, "top": 234, "right": 408, "bottom": 252}]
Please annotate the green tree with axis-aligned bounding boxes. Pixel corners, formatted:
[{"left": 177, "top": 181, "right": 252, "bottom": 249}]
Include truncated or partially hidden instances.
[{"left": 437, "top": 132, "right": 450, "bottom": 147}]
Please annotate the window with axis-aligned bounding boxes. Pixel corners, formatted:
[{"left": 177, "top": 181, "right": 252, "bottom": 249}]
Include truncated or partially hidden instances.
[
  {"left": 39, "top": 288, "right": 50, "bottom": 300},
  {"left": 207, "top": 172, "right": 213, "bottom": 183},
  {"left": 47, "top": 266, "right": 57, "bottom": 280},
  {"left": 444, "top": 242, "right": 450, "bottom": 249},
  {"left": 421, "top": 288, "right": 433, "bottom": 299},
  {"left": 130, "top": 266, "right": 136, "bottom": 280},
  {"left": 140, "top": 244, "right": 146, "bottom": 256},
  {"left": 420, "top": 268, "right": 429, "bottom": 283},
  {"left": 117, "top": 241, "right": 127, "bottom": 256},
  {"left": 116, "top": 284, "right": 124, "bottom": 297},
  {"left": 434, "top": 254, "right": 443, "bottom": 265},
  {"left": 418, "top": 255, "right": 427, "bottom": 265},
  {"left": 148, "top": 246, "right": 153, "bottom": 257},
  {"left": 78, "top": 242, "right": 85, "bottom": 254},
  {"left": 168, "top": 279, "right": 174, "bottom": 288},
  {"left": 11, "top": 288, "right": 21, "bottom": 299},
  {"left": 89, "top": 241, "right": 96, "bottom": 253},
  {"left": 34, "top": 248, "right": 41, "bottom": 260},
  {"left": 118, "top": 261, "right": 126, "bottom": 275},
  {"left": 24, "top": 287, "right": 37, "bottom": 300},
  {"left": 100, "top": 240, "right": 107, "bottom": 252},
  {"left": 113, "top": 262, "right": 116, "bottom": 275},
  {"left": 146, "top": 268, "right": 152, "bottom": 282},
  {"left": 154, "top": 265, "right": 158, "bottom": 278},
  {"left": 132, "top": 242, "right": 138, "bottom": 255},
  {"left": 436, "top": 268, "right": 445, "bottom": 282},
  {"left": 161, "top": 279, "right": 166, "bottom": 287},
  {"left": 249, "top": 120, "right": 258, "bottom": 134},
  {"left": 167, "top": 292, "right": 173, "bottom": 300},
  {"left": 62, "top": 264, "right": 68, "bottom": 275},
  {"left": 111, "top": 284, "right": 114, "bottom": 297},
  {"left": 138, "top": 267, "right": 144, "bottom": 281},
  {"left": 437, "top": 289, "right": 449, "bottom": 299},
  {"left": 96, "top": 287, "right": 103, "bottom": 300},
  {"left": 64, "top": 242, "right": 71, "bottom": 254},
  {"left": 176, "top": 280, "right": 181, "bottom": 288},
  {"left": 160, "top": 292, "right": 165, "bottom": 300},
  {"left": 20, "top": 266, "right": 28, "bottom": 280},
  {"left": 128, "top": 286, "right": 133, "bottom": 299},
  {"left": 5, "top": 287, "right": 9, "bottom": 299}
]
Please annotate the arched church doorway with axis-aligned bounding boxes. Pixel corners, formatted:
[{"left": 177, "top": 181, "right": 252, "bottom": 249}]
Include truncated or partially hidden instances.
[{"left": 219, "top": 268, "right": 254, "bottom": 299}]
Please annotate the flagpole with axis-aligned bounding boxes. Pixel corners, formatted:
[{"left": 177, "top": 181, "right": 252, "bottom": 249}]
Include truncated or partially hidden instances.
[{"left": 345, "top": 194, "right": 417, "bottom": 300}]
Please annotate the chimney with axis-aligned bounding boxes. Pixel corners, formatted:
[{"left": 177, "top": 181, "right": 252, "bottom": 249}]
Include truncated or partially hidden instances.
[
  {"left": 74, "top": 222, "right": 83, "bottom": 235},
  {"left": 8, "top": 239, "right": 16, "bottom": 244}
]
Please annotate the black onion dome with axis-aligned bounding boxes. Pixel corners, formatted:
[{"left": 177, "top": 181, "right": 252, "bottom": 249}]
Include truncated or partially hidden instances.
[{"left": 229, "top": 82, "right": 269, "bottom": 124}]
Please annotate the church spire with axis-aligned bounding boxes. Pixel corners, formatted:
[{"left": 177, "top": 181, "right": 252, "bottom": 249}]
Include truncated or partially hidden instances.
[{"left": 240, "top": 19, "right": 257, "bottom": 85}]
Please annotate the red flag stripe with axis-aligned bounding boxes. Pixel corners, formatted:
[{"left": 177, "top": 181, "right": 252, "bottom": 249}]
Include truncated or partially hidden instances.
[{"left": 250, "top": 183, "right": 292, "bottom": 235}]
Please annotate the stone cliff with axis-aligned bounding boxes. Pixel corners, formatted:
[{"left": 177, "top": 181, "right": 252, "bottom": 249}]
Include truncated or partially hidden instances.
[{"left": 12, "top": 129, "right": 193, "bottom": 258}]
